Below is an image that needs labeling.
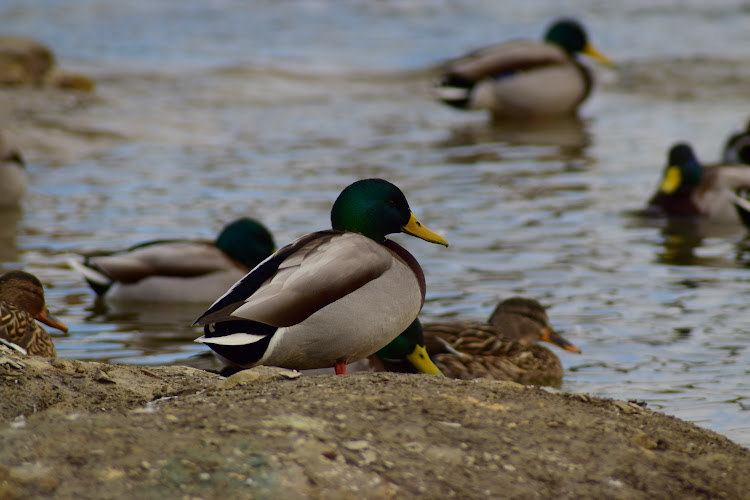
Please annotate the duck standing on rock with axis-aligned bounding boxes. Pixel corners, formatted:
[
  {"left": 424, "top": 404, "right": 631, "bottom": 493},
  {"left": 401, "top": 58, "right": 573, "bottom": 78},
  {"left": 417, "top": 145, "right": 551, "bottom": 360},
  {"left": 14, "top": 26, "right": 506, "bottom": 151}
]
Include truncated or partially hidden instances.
[
  {"left": 68, "top": 218, "right": 276, "bottom": 303},
  {"left": 646, "top": 142, "right": 750, "bottom": 224},
  {"left": 195, "top": 178, "right": 449, "bottom": 375},
  {"left": 372, "top": 297, "right": 580, "bottom": 387},
  {"left": 434, "top": 18, "right": 612, "bottom": 119},
  {"left": 0, "top": 270, "right": 68, "bottom": 356}
]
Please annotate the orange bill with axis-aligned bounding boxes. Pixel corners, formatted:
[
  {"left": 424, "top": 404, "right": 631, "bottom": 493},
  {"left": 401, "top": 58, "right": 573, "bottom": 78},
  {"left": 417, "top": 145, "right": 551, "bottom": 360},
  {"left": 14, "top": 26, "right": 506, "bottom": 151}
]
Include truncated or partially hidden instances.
[
  {"left": 36, "top": 307, "right": 69, "bottom": 333},
  {"left": 540, "top": 327, "right": 581, "bottom": 353}
]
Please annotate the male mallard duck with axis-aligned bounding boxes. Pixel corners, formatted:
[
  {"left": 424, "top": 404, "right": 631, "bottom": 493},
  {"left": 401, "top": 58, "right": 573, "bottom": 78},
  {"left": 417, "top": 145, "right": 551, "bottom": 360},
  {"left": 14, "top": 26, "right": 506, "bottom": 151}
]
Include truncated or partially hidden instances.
[
  {"left": 68, "top": 218, "right": 275, "bottom": 303},
  {"left": 646, "top": 142, "right": 750, "bottom": 223},
  {"left": 0, "top": 133, "right": 27, "bottom": 208},
  {"left": 0, "top": 270, "right": 68, "bottom": 356},
  {"left": 722, "top": 120, "right": 750, "bottom": 165},
  {"left": 194, "top": 178, "right": 449, "bottom": 375},
  {"left": 434, "top": 18, "right": 612, "bottom": 119},
  {"left": 370, "top": 317, "right": 445, "bottom": 376},
  {"left": 372, "top": 297, "right": 580, "bottom": 387}
]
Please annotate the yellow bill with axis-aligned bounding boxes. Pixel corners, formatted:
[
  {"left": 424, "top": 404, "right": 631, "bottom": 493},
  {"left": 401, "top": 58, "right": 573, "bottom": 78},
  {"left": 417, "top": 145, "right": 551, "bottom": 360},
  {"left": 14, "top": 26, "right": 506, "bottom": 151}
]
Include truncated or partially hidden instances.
[
  {"left": 406, "top": 344, "right": 445, "bottom": 376},
  {"left": 659, "top": 166, "right": 682, "bottom": 194},
  {"left": 583, "top": 43, "right": 613, "bottom": 67},
  {"left": 402, "top": 213, "right": 449, "bottom": 246}
]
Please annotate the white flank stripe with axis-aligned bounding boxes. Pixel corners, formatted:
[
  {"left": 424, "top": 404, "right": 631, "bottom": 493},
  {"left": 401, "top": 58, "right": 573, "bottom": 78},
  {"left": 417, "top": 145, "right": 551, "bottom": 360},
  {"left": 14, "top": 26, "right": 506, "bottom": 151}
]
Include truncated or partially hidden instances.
[
  {"left": 67, "top": 258, "right": 111, "bottom": 286},
  {"left": 195, "top": 332, "right": 268, "bottom": 346},
  {"left": 731, "top": 192, "right": 750, "bottom": 214},
  {"left": 434, "top": 86, "right": 469, "bottom": 100}
]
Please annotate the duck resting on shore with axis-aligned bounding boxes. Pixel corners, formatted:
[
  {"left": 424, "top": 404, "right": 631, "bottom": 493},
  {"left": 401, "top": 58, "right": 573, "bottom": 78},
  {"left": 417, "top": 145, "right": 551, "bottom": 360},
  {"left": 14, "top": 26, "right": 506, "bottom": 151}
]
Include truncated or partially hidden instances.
[
  {"left": 194, "top": 178, "right": 449, "bottom": 375},
  {"left": 0, "top": 270, "right": 68, "bottom": 357},
  {"left": 371, "top": 297, "right": 580, "bottom": 387}
]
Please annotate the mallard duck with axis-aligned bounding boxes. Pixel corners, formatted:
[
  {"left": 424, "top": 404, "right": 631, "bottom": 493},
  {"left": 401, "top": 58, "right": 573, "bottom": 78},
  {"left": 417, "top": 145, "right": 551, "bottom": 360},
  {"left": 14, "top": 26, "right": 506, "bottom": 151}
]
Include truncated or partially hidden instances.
[
  {"left": 370, "top": 317, "right": 445, "bottom": 376},
  {"left": 68, "top": 218, "right": 276, "bottom": 303},
  {"left": 372, "top": 297, "right": 580, "bottom": 387},
  {"left": 0, "top": 133, "right": 27, "bottom": 208},
  {"left": 0, "top": 270, "right": 68, "bottom": 356},
  {"left": 722, "top": 120, "right": 750, "bottom": 165},
  {"left": 646, "top": 142, "right": 750, "bottom": 223},
  {"left": 194, "top": 178, "right": 449, "bottom": 375},
  {"left": 434, "top": 18, "right": 612, "bottom": 119}
]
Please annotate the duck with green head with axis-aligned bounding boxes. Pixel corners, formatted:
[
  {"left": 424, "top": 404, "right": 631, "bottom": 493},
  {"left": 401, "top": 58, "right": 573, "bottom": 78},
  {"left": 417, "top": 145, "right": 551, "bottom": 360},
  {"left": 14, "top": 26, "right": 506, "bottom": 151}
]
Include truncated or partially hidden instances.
[
  {"left": 68, "top": 218, "right": 276, "bottom": 303},
  {"left": 0, "top": 270, "right": 68, "bottom": 357},
  {"left": 195, "top": 178, "right": 449, "bottom": 375},
  {"left": 434, "top": 18, "right": 612, "bottom": 119},
  {"left": 372, "top": 297, "right": 580, "bottom": 387},
  {"left": 370, "top": 317, "right": 445, "bottom": 376},
  {"left": 646, "top": 142, "right": 750, "bottom": 223}
]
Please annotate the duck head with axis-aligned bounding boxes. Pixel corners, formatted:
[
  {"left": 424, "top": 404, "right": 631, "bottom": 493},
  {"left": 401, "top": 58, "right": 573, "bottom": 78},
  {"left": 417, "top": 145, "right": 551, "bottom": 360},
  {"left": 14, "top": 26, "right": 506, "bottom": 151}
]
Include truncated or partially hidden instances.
[
  {"left": 0, "top": 270, "right": 68, "bottom": 333},
  {"left": 545, "top": 19, "right": 612, "bottom": 66},
  {"left": 374, "top": 318, "right": 445, "bottom": 376},
  {"left": 658, "top": 143, "right": 703, "bottom": 195},
  {"left": 489, "top": 297, "right": 580, "bottom": 353},
  {"left": 331, "top": 178, "right": 448, "bottom": 246},
  {"left": 215, "top": 218, "right": 276, "bottom": 270}
]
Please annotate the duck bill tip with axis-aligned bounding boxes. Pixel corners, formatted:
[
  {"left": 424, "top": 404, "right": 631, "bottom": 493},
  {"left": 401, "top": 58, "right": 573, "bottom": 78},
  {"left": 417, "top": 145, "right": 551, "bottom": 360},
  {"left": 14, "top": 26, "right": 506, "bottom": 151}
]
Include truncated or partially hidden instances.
[
  {"left": 402, "top": 213, "right": 449, "bottom": 247},
  {"left": 541, "top": 328, "right": 581, "bottom": 354},
  {"left": 37, "top": 308, "right": 69, "bottom": 333},
  {"left": 583, "top": 43, "right": 614, "bottom": 67}
]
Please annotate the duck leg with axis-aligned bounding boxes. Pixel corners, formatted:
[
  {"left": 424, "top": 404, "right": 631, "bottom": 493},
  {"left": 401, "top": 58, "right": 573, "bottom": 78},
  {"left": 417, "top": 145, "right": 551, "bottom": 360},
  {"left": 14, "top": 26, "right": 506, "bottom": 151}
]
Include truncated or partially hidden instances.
[{"left": 334, "top": 362, "right": 347, "bottom": 375}]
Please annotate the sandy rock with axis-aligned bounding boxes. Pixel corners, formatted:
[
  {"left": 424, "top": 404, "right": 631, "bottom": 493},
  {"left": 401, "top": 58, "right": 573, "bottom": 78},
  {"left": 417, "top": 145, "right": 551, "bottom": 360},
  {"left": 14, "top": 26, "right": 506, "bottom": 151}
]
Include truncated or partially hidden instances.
[{"left": 0, "top": 347, "right": 748, "bottom": 499}]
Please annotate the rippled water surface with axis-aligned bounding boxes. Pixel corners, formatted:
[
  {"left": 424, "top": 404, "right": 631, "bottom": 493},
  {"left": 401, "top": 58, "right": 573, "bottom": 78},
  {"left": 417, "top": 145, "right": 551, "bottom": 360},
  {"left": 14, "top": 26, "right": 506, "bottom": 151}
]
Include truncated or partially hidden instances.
[{"left": 2, "top": 0, "right": 750, "bottom": 446}]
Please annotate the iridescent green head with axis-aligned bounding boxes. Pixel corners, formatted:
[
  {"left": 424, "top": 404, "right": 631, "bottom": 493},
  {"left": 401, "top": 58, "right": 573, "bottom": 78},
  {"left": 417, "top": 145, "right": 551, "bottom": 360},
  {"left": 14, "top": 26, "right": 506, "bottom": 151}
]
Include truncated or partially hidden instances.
[
  {"left": 659, "top": 143, "right": 703, "bottom": 194},
  {"left": 544, "top": 19, "right": 612, "bottom": 65},
  {"left": 215, "top": 218, "right": 276, "bottom": 269},
  {"left": 376, "top": 318, "right": 444, "bottom": 376},
  {"left": 331, "top": 179, "right": 448, "bottom": 246}
]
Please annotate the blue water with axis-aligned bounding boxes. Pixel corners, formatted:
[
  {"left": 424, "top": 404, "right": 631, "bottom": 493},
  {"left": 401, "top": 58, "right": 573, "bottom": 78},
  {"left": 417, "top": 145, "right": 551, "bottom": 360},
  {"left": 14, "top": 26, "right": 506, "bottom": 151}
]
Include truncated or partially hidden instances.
[{"left": 1, "top": 0, "right": 749, "bottom": 447}]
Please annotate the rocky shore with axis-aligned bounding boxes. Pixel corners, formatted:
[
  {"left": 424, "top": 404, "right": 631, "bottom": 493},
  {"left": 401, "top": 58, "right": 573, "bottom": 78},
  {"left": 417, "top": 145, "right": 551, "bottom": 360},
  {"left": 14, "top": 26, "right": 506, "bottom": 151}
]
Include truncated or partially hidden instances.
[{"left": 1, "top": 347, "right": 748, "bottom": 499}]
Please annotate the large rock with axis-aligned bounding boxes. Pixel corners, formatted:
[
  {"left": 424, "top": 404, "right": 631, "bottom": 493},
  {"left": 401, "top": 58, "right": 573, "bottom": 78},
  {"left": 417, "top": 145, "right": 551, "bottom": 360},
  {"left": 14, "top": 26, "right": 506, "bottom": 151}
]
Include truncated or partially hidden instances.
[{"left": 0, "top": 346, "right": 748, "bottom": 499}]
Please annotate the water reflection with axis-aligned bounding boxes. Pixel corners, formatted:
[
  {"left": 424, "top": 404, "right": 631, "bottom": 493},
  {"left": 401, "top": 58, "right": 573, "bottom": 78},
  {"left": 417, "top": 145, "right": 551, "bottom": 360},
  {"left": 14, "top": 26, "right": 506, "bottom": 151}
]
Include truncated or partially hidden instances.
[
  {"left": 628, "top": 211, "right": 745, "bottom": 267},
  {"left": 0, "top": 208, "right": 22, "bottom": 264},
  {"left": 438, "top": 115, "right": 591, "bottom": 153},
  {"left": 76, "top": 298, "right": 205, "bottom": 362}
]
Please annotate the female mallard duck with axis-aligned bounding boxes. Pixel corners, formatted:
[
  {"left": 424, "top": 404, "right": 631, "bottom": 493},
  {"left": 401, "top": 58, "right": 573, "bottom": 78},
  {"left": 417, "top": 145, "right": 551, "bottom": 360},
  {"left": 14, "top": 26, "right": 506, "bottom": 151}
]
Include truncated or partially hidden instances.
[
  {"left": 646, "top": 142, "right": 750, "bottom": 223},
  {"left": 434, "top": 18, "right": 612, "bottom": 119},
  {"left": 0, "top": 133, "right": 27, "bottom": 208},
  {"left": 68, "top": 218, "right": 276, "bottom": 303},
  {"left": 722, "top": 120, "right": 750, "bottom": 165},
  {"left": 0, "top": 270, "right": 68, "bottom": 356},
  {"left": 372, "top": 297, "right": 580, "bottom": 387},
  {"left": 194, "top": 178, "right": 449, "bottom": 375}
]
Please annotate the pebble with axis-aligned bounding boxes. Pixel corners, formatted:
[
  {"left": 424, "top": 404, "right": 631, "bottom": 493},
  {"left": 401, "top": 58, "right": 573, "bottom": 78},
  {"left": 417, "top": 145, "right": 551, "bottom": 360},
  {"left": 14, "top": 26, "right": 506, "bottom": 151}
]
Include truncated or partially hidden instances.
[{"left": 343, "top": 440, "right": 369, "bottom": 451}]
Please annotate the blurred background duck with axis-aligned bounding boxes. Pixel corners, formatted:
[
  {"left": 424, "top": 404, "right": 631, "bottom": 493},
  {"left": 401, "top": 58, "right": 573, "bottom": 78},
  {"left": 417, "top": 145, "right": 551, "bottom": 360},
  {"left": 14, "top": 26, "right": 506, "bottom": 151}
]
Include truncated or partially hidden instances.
[
  {"left": 434, "top": 18, "right": 612, "bottom": 120},
  {"left": 194, "top": 179, "right": 449, "bottom": 375},
  {"left": 68, "top": 218, "right": 275, "bottom": 303},
  {"left": 0, "top": 270, "right": 68, "bottom": 356},
  {"left": 372, "top": 297, "right": 580, "bottom": 387},
  {"left": 0, "top": 131, "right": 27, "bottom": 208},
  {"left": 722, "top": 119, "right": 750, "bottom": 166},
  {"left": 646, "top": 142, "right": 750, "bottom": 224}
]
